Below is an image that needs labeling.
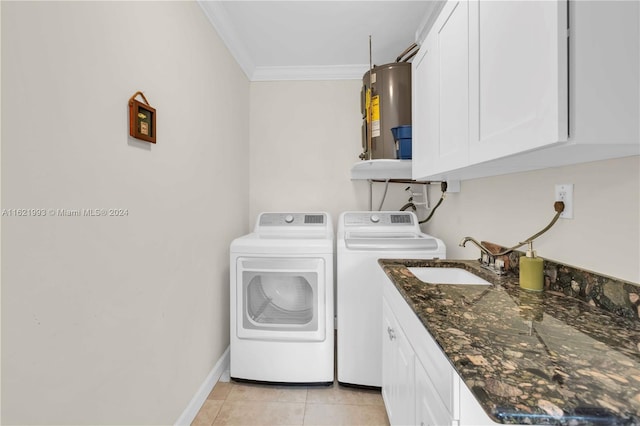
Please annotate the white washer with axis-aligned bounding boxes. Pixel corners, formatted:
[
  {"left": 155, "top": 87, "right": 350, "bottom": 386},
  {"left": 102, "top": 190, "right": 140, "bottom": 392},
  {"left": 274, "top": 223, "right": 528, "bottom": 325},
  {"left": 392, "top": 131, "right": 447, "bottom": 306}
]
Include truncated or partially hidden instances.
[
  {"left": 230, "top": 212, "right": 334, "bottom": 384},
  {"left": 337, "top": 211, "right": 446, "bottom": 388}
]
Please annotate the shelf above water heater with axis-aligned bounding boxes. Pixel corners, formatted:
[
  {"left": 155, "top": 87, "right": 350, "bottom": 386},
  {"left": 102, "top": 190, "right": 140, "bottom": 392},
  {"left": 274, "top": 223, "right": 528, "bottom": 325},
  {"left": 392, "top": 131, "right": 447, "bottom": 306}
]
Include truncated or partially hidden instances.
[{"left": 350, "top": 159, "right": 413, "bottom": 180}]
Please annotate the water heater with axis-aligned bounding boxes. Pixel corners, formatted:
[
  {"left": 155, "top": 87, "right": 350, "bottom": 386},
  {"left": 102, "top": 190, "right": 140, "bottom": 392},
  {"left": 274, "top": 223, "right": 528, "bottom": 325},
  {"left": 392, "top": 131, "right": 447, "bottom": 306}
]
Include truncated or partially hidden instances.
[{"left": 361, "top": 62, "right": 412, "bottom": 160}]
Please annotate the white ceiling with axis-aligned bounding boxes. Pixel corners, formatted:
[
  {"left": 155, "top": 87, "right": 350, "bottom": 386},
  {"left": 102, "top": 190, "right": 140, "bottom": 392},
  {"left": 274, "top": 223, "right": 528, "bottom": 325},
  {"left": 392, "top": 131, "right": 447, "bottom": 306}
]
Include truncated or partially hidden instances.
[{"left": 197, "top": 1, "right": 442, "bottom": 81}]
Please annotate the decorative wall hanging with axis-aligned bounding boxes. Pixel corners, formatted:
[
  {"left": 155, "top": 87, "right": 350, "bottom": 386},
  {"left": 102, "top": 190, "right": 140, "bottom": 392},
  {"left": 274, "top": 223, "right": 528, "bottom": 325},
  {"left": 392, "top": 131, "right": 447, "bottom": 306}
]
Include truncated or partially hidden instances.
[{"left": 128, "top": 91, "right": 156, "bottom": 143}]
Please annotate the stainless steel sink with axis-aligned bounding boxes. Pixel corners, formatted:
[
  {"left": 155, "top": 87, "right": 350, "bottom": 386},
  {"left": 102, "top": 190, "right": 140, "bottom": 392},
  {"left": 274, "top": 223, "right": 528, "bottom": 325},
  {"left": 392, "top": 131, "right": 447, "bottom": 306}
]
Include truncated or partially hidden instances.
[{"left": 408, "top": 267, "right": 491, "bottom": 285}]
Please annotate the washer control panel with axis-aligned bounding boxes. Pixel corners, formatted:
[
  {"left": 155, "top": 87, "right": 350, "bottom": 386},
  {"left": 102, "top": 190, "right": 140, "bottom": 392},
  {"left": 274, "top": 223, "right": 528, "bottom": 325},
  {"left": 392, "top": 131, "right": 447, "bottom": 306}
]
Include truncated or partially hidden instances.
[{"left": 343, "top": 212, "right": 415, "bottom": 226}]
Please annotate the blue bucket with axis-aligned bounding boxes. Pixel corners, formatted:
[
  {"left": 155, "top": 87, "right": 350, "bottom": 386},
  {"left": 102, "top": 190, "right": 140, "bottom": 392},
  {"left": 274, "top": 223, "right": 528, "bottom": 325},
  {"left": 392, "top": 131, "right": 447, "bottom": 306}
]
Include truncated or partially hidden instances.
[
  {"left": 391, "top": 125, "right": 412, "bottom": 140},
  {"left": 391, "top": 125, "right": 412, "bottom": 159}
]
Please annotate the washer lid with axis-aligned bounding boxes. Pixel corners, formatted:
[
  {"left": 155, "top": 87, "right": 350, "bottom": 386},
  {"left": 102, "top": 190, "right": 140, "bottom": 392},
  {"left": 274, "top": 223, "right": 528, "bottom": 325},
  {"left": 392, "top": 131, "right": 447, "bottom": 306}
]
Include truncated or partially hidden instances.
[{"left": 344, "top": 231, "right": 440, "bottom": 250}]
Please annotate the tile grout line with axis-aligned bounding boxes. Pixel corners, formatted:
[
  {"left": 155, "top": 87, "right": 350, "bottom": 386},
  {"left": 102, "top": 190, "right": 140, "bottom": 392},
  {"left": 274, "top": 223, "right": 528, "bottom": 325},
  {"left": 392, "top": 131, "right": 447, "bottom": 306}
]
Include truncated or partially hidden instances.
[
  {"left": 210, "top": 381, "right": 232, "bottom": 426},
  {"left": 198, "top": 379, "right": 388, "bottom": 425}
]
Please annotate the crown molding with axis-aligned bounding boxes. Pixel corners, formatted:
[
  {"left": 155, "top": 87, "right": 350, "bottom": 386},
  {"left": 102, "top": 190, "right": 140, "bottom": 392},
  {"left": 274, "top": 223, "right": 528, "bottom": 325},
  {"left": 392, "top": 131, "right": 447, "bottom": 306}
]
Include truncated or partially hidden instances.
[
  {"left": 252, "top": 64, "right": 369, "bottom": 82},
  {"left": 415, "top": 0, "right": 446, "bottom": 44},
  {"left": 197, "top": 0, "right": 255, "bottom": 80},
  {"left": 197, "top": 1, "right": 425, "bottom": 82},
  {"left": 197, "top": 1, "right": 368, "bottom": 82}
]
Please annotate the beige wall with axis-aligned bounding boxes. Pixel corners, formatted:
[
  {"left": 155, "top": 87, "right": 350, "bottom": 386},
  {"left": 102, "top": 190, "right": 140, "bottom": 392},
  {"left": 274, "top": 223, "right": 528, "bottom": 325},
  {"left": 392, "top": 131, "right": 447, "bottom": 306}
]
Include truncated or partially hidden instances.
[
  {"left": 249, "top": 80, "right": 414, "bottom": 229},
  {"left": 1, "top": 2, "right": 249, "bottom": 424},
  {"left": 0, "top": 1, "right": 3, "bottom": 417},
  {"left": 422, "top": 156, "right": 640, "bottom": 283},
  {"left": 2, "top": 2, "right": 639, "bottom": 425},
  {"left": 249, "top": 81, "right": 640, "bottom": 284}
]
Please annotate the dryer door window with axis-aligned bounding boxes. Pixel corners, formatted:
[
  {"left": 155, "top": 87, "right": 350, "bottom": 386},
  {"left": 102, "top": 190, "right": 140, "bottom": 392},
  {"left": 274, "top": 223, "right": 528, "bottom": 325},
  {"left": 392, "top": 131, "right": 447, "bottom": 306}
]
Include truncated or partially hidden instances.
[
  {"left": 237, "top": 258, "right": 325, "bottom": 342},
  {"left": 245, "top": 272, "right": 316, "bottom": 328}
]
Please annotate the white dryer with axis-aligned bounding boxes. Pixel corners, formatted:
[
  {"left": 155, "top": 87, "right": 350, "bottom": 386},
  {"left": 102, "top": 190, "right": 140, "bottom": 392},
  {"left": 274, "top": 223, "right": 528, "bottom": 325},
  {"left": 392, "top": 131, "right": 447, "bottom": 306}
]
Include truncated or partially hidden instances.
[
  {"left": 230, "top": 212, "right": 334, "bottom": 384},
  {"left": 337, "top": 211, "right": 446, "bottom": 388}
]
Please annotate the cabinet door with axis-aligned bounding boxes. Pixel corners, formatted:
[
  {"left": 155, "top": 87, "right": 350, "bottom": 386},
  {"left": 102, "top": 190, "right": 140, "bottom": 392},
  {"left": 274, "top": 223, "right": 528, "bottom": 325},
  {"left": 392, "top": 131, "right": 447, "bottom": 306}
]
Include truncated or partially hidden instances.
[
  {"left": 415, "top": 360, "right": 455, "bottom": 426},
  {"left": 413, "top": 0, "right": 469, "bottom": 180},
  {"left": 382, "top": 298, "right": 415, "bottom": 426},
  {"left": 468, "top": 0, "right": 568, "bottom": 163}
]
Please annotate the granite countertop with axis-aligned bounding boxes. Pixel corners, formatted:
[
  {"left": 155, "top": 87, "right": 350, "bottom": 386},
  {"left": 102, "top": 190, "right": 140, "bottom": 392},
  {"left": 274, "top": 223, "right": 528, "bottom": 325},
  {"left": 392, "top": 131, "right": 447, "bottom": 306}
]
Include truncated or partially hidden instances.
[{"left": 378, "top": 259, "right": 640, "bottom": 426}]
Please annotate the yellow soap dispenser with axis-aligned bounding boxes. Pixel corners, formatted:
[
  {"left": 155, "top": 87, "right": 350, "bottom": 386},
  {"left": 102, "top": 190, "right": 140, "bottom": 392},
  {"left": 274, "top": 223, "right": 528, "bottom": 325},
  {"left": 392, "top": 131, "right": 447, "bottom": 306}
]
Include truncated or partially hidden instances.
[{"left": 519, "top": 241, "right": 544, "bottom": 292}]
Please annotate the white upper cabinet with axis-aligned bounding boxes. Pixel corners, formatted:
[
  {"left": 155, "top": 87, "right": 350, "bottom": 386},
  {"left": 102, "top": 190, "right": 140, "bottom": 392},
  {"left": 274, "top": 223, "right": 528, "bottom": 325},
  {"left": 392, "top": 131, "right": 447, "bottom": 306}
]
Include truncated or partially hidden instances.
[
  {"left": 413, "top": 0, "right": 639, "bottom": 181},
  {"left": 412, "top": 1, "right": 469, "bottom": 179},
  {"left": 569, "top": 1, "right": 639, "bottom": 145},
  {"left": 468, "top": 0, "right": 568, "bottom": 163}
]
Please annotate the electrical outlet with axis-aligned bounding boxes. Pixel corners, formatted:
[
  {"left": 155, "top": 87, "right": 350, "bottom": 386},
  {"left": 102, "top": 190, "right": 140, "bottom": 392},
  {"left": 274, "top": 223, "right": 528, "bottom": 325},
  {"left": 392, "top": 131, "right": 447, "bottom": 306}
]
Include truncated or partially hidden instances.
[{"left": 555, "top": 184, "right": 574, "bottom": 219}]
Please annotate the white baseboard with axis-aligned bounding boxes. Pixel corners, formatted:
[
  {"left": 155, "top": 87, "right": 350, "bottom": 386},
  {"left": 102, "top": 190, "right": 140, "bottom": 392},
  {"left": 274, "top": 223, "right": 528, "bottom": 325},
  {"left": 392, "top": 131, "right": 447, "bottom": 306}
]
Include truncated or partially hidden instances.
[{"left": 174, "top": 346, "right": 230, "bottom": 426}]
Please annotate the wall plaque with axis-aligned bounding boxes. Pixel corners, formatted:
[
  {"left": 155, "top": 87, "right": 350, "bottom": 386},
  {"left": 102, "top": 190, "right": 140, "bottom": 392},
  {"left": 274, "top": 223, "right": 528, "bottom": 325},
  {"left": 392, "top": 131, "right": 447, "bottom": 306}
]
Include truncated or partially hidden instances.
[{"left": 128, "top": 91, "right": 156, "bottom": 143}]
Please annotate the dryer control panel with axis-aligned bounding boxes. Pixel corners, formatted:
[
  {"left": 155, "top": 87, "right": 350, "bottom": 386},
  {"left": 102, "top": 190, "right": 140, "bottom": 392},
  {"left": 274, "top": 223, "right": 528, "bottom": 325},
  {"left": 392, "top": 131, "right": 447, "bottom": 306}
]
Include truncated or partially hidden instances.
[
  {"left": 258, "top": 213, "right": 326, "bottom": 227},
  {"left": 343, "top": 212, "right": 415, "bottom": 226}
]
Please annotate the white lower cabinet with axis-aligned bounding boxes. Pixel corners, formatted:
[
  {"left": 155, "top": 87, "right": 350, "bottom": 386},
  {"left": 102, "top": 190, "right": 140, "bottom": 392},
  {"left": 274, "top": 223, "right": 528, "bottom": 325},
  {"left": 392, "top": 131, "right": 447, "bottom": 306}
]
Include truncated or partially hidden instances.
[
  {"left": 382, "top": 298, "right": 416, "bottom": 426},
  {"left": 415, "top": 360, "right": 454, "bottom": 426},
  {"left": 382, "top": 277, "right": 500, "bottom": 426}
]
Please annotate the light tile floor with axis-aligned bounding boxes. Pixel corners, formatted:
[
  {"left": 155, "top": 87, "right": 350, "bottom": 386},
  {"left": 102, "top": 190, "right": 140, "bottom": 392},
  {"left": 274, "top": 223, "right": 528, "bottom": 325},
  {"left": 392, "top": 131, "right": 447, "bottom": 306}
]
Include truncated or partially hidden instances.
[{"left": 191, "top": 377, "right": 390, "bottom": 425}]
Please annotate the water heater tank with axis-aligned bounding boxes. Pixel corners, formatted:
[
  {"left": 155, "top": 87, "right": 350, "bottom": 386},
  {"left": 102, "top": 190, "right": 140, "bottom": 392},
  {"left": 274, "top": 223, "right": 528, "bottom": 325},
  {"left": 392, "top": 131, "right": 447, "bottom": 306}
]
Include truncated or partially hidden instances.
[{"left": 361, "top": 62, "right": 412, "bottom": 160}]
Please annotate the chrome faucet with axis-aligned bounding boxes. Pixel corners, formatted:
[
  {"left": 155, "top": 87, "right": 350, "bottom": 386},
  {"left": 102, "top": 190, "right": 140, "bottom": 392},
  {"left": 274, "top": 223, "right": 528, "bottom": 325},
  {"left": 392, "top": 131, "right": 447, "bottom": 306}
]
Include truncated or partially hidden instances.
[
  {"left": 459, "top": 237, "right": 493, "bottom": 256},
  {"left": 457, "top": 203, "right": 567, "bottom": 277},
  {"left": 459, "top": 237, "right": 506, "bottom": 275}
]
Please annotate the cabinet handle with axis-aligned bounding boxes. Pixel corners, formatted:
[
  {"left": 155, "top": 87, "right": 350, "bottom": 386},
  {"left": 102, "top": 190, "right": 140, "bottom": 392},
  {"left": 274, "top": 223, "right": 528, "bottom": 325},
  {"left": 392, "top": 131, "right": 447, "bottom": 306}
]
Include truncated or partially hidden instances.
[{"left": 387, "top": 326, "right": 396, "bottom": 341}]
